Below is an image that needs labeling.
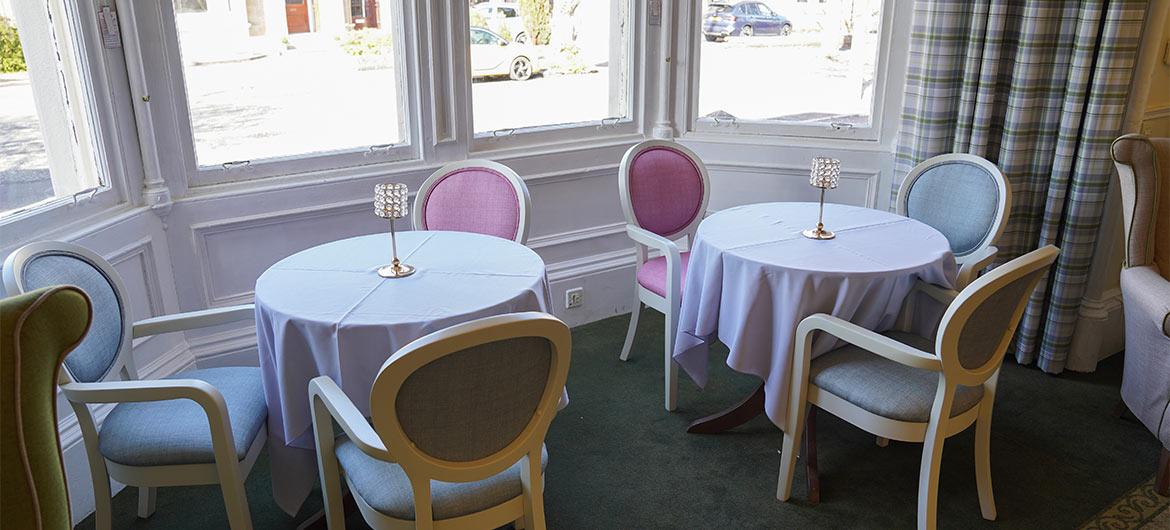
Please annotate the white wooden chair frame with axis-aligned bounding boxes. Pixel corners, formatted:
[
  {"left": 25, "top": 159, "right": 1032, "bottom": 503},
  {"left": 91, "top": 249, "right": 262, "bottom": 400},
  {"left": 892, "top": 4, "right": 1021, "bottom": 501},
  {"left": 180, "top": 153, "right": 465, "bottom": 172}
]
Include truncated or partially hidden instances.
[
  {"left": 2, "top": 241, "right": 262, "bottom": 530},
  {"left": 777, "top": 245, "right": 1059, "bottom": 530},
  {"left": 413, "top": 159, "right": 534, "bottom": 245},
  {"left": 617, "top": 140, "right": 712, "bottom": 412},
  {"left": 896, "top": 153, "right": 1012, "bottom": 289},
  {"left": 310, "top": 312, "right": 571, "bottom": 530}
]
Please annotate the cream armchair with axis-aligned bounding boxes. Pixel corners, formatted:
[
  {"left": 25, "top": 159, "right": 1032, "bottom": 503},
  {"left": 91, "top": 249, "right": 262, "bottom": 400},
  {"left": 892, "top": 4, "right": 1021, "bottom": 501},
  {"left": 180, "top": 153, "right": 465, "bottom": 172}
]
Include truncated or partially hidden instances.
[{"left": 1111, "top": 134, "right": 1170, "bottom": 496}]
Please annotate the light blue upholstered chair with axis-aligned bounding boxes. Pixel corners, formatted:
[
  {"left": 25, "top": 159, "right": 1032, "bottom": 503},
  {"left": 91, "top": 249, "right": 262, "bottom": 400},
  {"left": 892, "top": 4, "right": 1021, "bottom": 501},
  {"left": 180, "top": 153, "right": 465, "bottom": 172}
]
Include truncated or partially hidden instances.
[
  {"left": 310, "top": 312, "right": 571, "bottom": 530},
  {"left": 2, "top": 241, "right": 265, "bottom": 530},
  {"left": 897, "top": 154, "right": 1011, "bottom": 289}
]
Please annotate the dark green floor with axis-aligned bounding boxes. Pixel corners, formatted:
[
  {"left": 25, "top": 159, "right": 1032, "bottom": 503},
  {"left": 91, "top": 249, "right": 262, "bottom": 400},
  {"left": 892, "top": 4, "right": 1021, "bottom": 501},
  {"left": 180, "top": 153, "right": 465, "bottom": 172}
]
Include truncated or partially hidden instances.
[{"left": 78, "top": 310, "right": 1161, "bottom": 529}]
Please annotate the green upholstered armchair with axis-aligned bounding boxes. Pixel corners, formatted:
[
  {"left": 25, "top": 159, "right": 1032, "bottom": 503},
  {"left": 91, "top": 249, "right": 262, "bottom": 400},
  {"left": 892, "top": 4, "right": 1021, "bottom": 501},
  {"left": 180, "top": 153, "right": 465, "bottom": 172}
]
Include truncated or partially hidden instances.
[{"left": 1, "top": 285, "right": 92, "bottom": 530}]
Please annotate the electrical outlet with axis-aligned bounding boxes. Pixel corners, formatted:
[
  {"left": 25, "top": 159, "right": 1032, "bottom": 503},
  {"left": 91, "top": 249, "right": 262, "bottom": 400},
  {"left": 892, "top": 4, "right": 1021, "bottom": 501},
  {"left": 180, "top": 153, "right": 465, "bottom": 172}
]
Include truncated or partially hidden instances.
[{"left": 565, "top": 287, "right": 584, "bottom": 309}]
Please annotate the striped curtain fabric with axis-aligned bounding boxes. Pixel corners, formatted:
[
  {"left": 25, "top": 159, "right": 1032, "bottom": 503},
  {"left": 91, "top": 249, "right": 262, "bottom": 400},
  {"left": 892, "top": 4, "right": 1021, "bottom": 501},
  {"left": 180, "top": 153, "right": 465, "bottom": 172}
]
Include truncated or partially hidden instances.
[{"left": 894, "top": 0, "right": 1150, "bottom": 373}]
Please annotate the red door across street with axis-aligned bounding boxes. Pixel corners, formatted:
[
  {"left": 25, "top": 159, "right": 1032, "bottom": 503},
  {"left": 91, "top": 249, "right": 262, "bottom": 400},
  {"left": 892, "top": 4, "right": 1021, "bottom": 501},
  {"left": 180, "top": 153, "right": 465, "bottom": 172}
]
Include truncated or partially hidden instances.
[{"left": 286, "top": 0, "right": 309, "bottom": 34}]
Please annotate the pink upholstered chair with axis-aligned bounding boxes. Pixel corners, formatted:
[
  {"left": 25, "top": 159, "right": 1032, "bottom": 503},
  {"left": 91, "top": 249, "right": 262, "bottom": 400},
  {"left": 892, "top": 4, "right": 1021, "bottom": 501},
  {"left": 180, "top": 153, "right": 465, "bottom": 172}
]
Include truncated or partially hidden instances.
[
  {"left": 618, "top": 140, "right": 711, "bottom": 411},
  {"left": 413, "top": 160, "right": 533, "bottom": 245}
]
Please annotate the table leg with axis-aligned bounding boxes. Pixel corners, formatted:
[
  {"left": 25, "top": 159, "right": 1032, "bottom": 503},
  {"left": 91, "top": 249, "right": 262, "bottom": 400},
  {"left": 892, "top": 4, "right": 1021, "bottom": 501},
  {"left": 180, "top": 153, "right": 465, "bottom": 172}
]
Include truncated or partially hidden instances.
[
  {"left": 686, "top": 384, "right": 766, "bottom": 434},
  {"left": 804, "top": 405, "right": 820, "bottom": 505}
]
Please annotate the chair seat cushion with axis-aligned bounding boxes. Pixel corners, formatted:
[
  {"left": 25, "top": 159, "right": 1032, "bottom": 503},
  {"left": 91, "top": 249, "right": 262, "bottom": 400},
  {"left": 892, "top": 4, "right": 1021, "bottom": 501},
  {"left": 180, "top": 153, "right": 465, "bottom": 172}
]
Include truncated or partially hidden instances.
[
  {"left": 98, "top": 367, "right": 267, "bottom": 467},
  {"left": 810, "top": 331, "right": 984, "bottom": 423},
  {"left": 636, "top": 251, "right": 691, "bottom": 298},
  {"left": 336, "top": 439, "right": 547, "bottom": 521}
]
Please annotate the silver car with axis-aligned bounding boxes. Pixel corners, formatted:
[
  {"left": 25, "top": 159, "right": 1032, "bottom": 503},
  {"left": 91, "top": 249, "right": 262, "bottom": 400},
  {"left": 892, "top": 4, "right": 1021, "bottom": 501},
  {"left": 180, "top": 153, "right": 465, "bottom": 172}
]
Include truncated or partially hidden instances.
[{"left": 470, "top": 27, "right": 542, "bottom": 81}]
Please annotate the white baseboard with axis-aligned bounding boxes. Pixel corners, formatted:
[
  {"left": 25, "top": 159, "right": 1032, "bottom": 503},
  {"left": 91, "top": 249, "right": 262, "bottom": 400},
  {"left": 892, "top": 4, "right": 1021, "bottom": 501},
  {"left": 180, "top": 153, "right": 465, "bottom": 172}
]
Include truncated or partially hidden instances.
[{"left": 1067, "top": 288, "right": 1126, "bottom": 372}]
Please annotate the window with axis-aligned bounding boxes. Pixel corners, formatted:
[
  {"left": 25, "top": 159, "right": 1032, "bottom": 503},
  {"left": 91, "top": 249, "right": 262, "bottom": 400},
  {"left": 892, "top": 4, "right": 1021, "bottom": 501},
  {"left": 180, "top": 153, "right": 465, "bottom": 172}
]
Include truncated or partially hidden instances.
[
  {"left": 693, "top": 0, "right": 886, "bottom": 139},
  {"left": 1, "top": 0, "right": 103, "bottom": 216},
  {"left": 169, "top": 0, "right": 408, "bottom": 170},
  {"left": 468, "top": 1, "right": 634, "bottom": 140}
]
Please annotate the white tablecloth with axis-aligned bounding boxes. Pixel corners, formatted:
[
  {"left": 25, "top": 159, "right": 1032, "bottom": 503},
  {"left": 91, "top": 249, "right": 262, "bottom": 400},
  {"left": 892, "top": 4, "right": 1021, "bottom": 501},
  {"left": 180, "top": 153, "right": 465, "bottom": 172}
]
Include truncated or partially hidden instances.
[
  {"left": 254, "top": 231, "right": 550, "bottom": 514},
  {"left": 673, "top": 202, "right": 956, "bottom": 428}
]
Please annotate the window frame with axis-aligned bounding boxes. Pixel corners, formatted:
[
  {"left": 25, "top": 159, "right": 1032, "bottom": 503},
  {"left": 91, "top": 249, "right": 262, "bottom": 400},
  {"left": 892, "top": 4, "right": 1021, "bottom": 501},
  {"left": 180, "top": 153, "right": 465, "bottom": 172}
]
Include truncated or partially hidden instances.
[
  {"left": 144, "top": 0, "right": 422, "bottom": 188},
  {"left": 0, "top": 0, "right": 140, "bottom": 240},
  {"left": 681, "top": 0, "right": 902, "bottom": 143},
  {"left": 464, "top": 0, "right": 645, "bottom": 154}
]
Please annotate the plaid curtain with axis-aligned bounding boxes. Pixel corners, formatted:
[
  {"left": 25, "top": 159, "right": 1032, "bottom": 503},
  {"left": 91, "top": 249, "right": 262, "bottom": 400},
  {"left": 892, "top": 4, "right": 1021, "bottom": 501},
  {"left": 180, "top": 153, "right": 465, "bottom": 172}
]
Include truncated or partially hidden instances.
[{"left": 894, "top": 0, "right": 1149, "bottom": 373}]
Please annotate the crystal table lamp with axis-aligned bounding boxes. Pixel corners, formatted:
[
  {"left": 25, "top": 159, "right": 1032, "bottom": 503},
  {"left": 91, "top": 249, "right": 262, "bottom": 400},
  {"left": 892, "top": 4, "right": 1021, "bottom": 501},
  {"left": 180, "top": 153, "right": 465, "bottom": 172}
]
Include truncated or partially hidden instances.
[
  {"left": 802, "top": 157, "right": 841, "bottom": 240},
  {"left": 374, "top": 183, "right": 415, "bottom": 278}
]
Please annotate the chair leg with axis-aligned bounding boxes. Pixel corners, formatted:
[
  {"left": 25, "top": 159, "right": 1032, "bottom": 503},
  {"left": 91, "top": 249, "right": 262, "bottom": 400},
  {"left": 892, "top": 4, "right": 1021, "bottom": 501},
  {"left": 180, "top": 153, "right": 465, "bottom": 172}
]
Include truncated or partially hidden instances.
[
  {"left": 137, "top": 486, "right": 157, "bottom": 519},
  {"left": 90, "top": 461, "right": 113, "bottom": 530},
  {"left": 917, "top": 389, "right": 954, "bottom": 530},
  {"left": 803, "top": 406, "right": 820, "bottom": 505},
  {"left": 619, "top": 302, "right": 642, "bottom": 361},
  {"left": 1156, "top": 447, "right": 1169, "bottom": 497},
  {"left": 663, "top": 306, "right": 679, "bottom": 412},
  {"left": 521, "top": 450, "right": 547, "bottom": 530},
  {"left": 776, "top": 398, "right": 810, "bottom": 502},
  {"left": 974, "top": 404, "right": 997, "bottom": 520},
  {"left": 213, "top": 458, "right": 253, "bottom": 530}
]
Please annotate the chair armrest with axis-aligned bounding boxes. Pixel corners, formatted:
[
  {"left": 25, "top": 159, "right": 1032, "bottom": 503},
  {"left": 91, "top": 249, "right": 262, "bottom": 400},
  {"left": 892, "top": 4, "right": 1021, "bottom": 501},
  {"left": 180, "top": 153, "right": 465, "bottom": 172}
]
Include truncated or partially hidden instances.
[
  {"left": 132, "top": 304, "right": 255, "bottom": 339},
  {"left": 1120, "top": 266, "right": 1170, "bottom": 338},
  {"left": 913, "top": 279, "right": 960, "bottom": 306},
  {"left": 308, "top": 376, "right": 392, "bottom": 461},
  {"left": 957, "top": 246, "right": 998, "bottom": 289},
  {"left": 625, "top": 225, "right": 681, "bottom": 259},
  {"left": 60, "top": 378, "right": 225, "bottom": 407},
  {"left": 61, "top": 378, "right": 241, "bottom": 478},
  {"left": 796, "top": 314, "right": 942, "bottom": 371}
]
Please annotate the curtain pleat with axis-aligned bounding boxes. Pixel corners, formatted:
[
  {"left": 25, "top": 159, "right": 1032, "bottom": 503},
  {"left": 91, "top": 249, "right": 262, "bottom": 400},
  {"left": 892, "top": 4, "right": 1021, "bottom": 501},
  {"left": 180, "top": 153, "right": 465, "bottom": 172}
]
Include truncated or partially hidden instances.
[{"left": 894, "top": 0, "right": 1149, "bottom": 372}]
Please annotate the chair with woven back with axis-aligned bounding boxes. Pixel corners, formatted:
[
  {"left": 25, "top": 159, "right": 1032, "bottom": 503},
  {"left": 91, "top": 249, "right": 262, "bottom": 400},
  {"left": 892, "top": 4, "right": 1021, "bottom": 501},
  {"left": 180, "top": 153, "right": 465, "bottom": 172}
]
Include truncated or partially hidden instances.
[
  {"left": 778, "top": 245, "right": 1060, "bottom": 530},
  {"left": 310, "top": 311, "right": 571, "bottom": 529}
]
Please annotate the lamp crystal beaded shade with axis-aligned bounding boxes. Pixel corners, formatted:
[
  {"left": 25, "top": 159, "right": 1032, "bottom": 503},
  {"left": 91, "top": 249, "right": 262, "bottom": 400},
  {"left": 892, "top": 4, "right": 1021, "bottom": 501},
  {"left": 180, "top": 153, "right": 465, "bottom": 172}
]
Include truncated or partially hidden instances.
[
  {"left": 374, "top": 183, "right": 415, "bottom": 278},
  {"left": 802, "top": 157, "right": 841, "bottom": 240}
]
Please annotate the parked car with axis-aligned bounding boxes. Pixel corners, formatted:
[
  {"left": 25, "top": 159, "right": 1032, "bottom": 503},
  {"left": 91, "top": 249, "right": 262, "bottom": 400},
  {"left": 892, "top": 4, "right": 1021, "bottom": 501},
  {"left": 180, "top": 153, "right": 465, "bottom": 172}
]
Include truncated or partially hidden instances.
[
  {"left": 470, "top": 27, "right": 541, "bottom": 81},
  {"left": 473, "top": 1, "right": 529, "bottom": 43},
  {"left": 702, "top": 1, "right": 792, "bottom": 41}
]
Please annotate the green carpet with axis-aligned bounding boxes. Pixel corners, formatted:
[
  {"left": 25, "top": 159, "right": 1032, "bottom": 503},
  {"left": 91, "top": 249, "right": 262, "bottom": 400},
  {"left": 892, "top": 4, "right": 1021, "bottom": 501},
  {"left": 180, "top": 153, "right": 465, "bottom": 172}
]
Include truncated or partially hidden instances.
[{"left": 77, "top": 310, "right": 1163, "bottom": 529}]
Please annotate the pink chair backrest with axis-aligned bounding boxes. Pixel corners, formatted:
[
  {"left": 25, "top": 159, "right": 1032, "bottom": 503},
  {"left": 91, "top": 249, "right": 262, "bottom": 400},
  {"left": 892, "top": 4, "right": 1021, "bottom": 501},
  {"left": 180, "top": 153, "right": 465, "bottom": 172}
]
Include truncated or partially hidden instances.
[
  {"left": 624, "top": 145, "right": 706, "bottom": 237},
  {"left": 420, "top": 166, "right": 523, "bottom": 242}
]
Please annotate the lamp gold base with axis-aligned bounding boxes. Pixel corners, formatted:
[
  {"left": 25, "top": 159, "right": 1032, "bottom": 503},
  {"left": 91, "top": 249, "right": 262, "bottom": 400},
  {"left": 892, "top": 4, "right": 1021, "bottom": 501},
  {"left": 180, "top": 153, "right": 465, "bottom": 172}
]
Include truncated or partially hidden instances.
[
  {"left": 377, "top": 263, "right": 416, "bottom": 278},
  {"left": 802, "top": 228, "right": 835, "bottom": 240}
]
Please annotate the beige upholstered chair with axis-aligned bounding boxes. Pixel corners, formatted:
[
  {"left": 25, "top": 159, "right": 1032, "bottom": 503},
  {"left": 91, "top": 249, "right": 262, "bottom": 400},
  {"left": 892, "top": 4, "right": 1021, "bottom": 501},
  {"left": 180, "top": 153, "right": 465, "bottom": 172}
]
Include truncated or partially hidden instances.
[
  {"left": 310, "top": 312, "right": 571, "bottom": 529},
  {"left": 778, "top": 246, "right": 1060, "bottom": 530},
  {"left": 1111, "top": 134, "right": 1170, "bottom": 496}
]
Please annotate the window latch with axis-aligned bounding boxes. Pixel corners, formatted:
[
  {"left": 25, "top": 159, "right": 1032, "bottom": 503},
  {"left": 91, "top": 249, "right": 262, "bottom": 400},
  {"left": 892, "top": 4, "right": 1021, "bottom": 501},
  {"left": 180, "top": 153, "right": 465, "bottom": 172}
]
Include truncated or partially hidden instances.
[
  {"left": 368, "top": 144, "right": 395, "bottom": 154},
  {"left": 598, "top": 117, "right": 622, "bottom": 130},
  {"left": 71, "top": 187, "right": 101, "bottom": 205},
  {"left": 221, "top": 160, "right": 252, "bottom": 171},
  {"left": 491, "top": 128, "right": 516, "bottom": 138},
  {"left": 712, "top": 115, "right": 738, "bottom": 127},
  {"left": 830, "top": 122, "right": 856, "bottom": 130}
]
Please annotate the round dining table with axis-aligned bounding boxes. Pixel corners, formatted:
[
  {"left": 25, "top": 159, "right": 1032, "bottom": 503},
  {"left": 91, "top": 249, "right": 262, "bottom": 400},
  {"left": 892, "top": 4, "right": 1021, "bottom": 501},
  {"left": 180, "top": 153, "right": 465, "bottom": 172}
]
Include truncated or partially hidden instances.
[
  {"left": 673, "top": 202, "right": 957, "bottom": 434},
  {"left": 253, "top": 230, "right": 551, "bottom": 515}
]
